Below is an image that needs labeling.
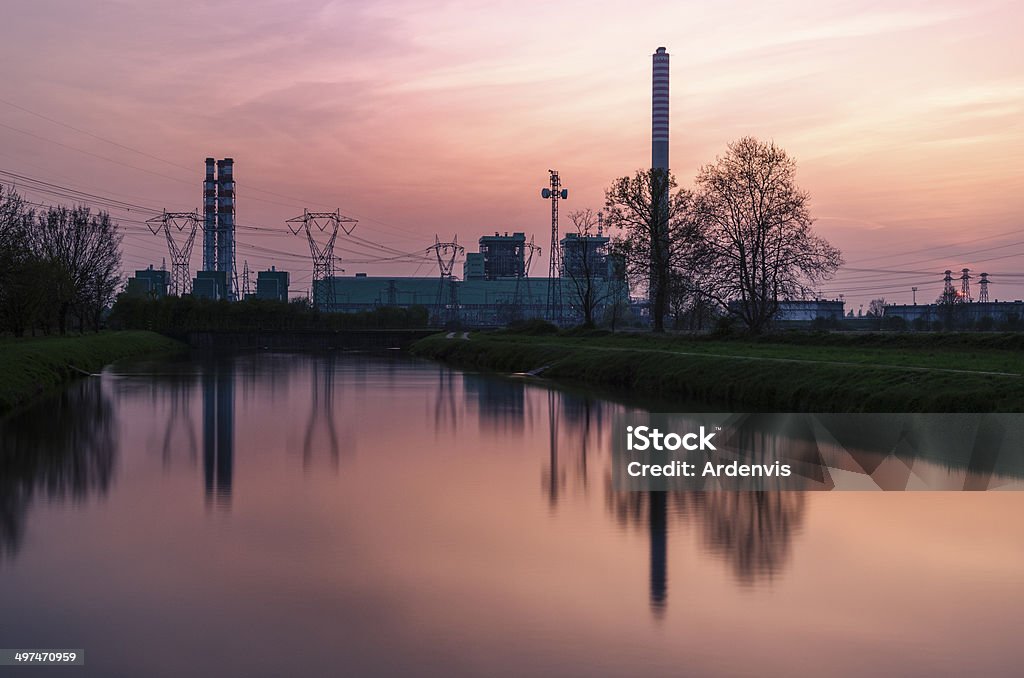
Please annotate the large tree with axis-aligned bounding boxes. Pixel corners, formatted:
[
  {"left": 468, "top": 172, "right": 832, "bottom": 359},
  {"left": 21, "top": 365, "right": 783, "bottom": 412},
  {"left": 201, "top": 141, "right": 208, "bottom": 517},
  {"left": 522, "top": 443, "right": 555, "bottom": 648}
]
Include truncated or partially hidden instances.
[
  {"left": 692, "top": 137, "right": 841, "bottom": 333},
  {"left": 30, "top": 206, "right": 122, "bottom": 334},
  {"left": 563, "top": 209, "right": 611, "bottom": 328},
  {"left": 604, "top": 169, "right": 697, "bottom": 332}
]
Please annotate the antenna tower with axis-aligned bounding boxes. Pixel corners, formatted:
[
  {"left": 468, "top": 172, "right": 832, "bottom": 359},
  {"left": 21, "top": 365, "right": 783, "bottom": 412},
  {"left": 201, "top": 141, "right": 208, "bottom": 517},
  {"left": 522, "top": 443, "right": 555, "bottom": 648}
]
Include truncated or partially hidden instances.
[
  {"left": 431, "top": 236, "right": 464, "bottom": 327},
  {"left": 541, "top": 170, "right": 567, "bottom": 324},
  {"left": 146, "top": 210, "right": 200, "bottom": 296},
  {"left": 286, "top": 209, "right": 357, "bottom": 312}
]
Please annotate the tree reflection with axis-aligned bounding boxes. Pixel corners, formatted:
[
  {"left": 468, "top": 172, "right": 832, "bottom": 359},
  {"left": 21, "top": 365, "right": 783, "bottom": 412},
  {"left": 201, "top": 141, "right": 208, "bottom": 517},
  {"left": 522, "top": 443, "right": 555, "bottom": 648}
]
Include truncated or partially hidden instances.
[{"left": 0, "top": 378, "right": 117, "bottom": 560}]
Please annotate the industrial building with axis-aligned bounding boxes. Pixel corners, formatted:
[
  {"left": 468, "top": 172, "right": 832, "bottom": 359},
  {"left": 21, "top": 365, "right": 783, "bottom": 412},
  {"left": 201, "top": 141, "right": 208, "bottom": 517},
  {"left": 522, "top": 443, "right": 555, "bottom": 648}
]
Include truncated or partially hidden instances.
[
  {"left": 256, "top": 267, "right": 289, "bottom": 302},
  {"left": 884, "top": 302, "right": 1024, "bottom": 326},
  {"left": 196, "top": 157, "right": 237, "bottom": 301},
  {"left": 123, "top": 265, "right": 170, "bottom": 299},
  {"left": 775, "top": 300, "right": 845, "bottom": 322}
]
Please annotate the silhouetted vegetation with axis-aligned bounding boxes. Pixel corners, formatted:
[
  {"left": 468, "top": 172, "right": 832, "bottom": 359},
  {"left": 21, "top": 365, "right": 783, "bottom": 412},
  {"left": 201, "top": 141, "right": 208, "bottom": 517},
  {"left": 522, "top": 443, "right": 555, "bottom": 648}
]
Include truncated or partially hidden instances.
[
  {"left": 412, "top": 331, "right": 1024, "bottom": 412},
  {"left": 0, "top": 185, "right": 122, "bottom": 336},
  {"left": 108, "top": 295, "right": 430, "bottom": 335}
]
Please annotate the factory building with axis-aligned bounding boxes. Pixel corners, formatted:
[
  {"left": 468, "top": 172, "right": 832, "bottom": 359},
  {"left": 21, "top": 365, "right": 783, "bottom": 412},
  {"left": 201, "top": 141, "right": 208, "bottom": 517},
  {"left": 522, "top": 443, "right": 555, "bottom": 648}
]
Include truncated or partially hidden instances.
[
  {"left": 560, "top": 231, "right": 612, "bottom": 280},
  {"left": 192, "top": 270, "right": 229, "bottom": 301},
  {"left": 478, "top": 232, "right": 526, "bottom": 279},
  {"left": 775, "top": 300, "right": 845, "bottom": 321},
  {"left": 123, "top": 265, "right": 170, "bottom": 299},
  {"left": 884, "top": 301, "right": 1024, "bottom": 327},
  {"left": 255, "top": 267, "right": 289, "bottom": 302}
]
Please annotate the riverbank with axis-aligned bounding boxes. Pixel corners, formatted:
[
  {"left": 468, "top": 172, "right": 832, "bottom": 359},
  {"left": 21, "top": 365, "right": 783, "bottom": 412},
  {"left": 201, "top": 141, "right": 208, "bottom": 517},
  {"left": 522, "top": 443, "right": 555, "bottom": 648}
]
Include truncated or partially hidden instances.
[
  {"left": 0, "top": 331, "right": 183, "bottom": 414},
  {"left": 410, "top": 331, "right": 1024, "bottom": 412}
]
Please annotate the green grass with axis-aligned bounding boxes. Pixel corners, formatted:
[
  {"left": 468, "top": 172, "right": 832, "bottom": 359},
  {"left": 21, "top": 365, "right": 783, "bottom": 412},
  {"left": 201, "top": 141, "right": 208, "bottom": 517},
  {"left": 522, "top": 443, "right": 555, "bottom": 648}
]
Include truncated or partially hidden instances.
[
  {"left": 0, "top": 331, "right": 183, "bottom": 414},
  {"left": 411, "top": 331, "right": 1024, "bottom": 412}
]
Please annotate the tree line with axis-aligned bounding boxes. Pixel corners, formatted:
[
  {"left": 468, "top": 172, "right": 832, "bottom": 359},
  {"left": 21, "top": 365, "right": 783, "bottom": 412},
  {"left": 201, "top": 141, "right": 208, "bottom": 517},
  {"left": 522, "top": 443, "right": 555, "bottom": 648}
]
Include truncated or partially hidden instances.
[
  {"left": 0, "top": 185, "right": 123, "bottom": 336},
  {"left": 602, "top": 136, "right": 843, "bottom": 333}
]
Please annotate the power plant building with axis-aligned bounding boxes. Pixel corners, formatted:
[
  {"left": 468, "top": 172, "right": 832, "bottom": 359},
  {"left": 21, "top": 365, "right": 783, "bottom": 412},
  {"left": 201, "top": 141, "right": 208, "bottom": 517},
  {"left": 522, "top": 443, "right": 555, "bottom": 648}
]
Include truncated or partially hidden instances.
[
  {"left": 124, "top": 265, "right": 170, "bottom": 299},
  {"left": 255, "top": 267, "right": 289, "bottom": 302}
]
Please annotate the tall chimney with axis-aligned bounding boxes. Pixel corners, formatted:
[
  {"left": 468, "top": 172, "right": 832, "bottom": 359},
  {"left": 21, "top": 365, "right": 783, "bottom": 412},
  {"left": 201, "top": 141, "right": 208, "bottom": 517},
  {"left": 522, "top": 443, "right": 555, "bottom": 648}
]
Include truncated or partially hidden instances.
[
  {"left": 652, "top": 46, "right": 669, "bottom": 171},
  {"left": 203, "top": 158, "right": 216, "bottom": 271},
  {"left": 216, "top": 158, "right": 236, "bottom": 300}
]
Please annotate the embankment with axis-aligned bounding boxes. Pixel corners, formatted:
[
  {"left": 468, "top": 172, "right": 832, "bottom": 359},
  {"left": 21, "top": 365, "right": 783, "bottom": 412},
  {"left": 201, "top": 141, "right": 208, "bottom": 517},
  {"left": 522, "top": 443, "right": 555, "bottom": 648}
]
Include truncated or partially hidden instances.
[
  {"left": 0, "top": 331, "right": 183, "bottom": 414},
  {"left": 410, "top": 332, "right": 1024, "bottom": 412}
]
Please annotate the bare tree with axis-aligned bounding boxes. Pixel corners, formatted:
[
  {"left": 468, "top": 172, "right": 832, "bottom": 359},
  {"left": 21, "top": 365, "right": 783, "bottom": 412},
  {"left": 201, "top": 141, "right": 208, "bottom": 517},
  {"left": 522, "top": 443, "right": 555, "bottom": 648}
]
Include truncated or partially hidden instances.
[
  {"left": 866, "top": 298, "right": 886, "bottom": 317},
  {"left": 563, "top": 209, "right": 611, "bottom": 328},
  {"left": 30, "top": 206, "right": 123, "bottom": 334},
  {"left": 692, "top": 137, "right": 841, "bottom": 333},
  {"left": 604, "top": 169, "right": 697, "bottom": 332}
]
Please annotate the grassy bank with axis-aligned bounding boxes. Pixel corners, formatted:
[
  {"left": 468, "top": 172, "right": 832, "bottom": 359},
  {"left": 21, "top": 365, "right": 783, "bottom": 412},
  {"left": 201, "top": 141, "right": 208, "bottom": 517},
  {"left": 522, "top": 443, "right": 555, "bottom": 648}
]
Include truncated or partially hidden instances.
[
  {"left": 410, "top": 331, "right": 1024, "bottom": 412},
  {"left": 0, "top": 331, "right": 183, "bottom": 414}
]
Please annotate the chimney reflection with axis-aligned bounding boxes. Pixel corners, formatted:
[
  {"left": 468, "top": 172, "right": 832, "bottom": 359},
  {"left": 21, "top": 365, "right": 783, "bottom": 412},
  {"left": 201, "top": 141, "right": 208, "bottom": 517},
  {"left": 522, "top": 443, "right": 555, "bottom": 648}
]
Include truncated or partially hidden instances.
[{"left": 202, "top": 361, "right": 234, "bottom": 509}]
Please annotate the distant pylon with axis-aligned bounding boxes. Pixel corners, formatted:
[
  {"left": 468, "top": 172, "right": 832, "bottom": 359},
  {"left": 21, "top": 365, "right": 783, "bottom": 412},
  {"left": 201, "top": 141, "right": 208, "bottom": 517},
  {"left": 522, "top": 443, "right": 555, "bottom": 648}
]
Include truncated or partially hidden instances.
[
  {"left": 960, "top": 268, "right": 972, "bottom": 302},
  {"left": 541, "top": 170, "right": 567, "bottom": 324},
  {"left": 286, "top": 209, "right": 357, "bottom": 312},
  {"left": 513, "top": 235, "right": 541, "bottom": 321},
  {"left": 431, "top": 236, "right": 464, "bottom": 327},
  {"left": 146, "top": 210, "right": 200, "bottom": 296},
  {"left": 940, "top": 269, "right": 957, "bottom": 305},
  {"left": 978, "top": 273, "right": 990, "bottom": 303},
  {"left": 242, "top": 260, "right": 252, "bottom": 298}
]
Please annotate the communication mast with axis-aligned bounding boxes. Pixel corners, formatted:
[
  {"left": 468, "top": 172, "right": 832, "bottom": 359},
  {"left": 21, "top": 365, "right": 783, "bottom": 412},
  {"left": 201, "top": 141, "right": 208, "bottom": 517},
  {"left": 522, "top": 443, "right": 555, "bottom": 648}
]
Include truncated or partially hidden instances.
[
  {"left": 286, "top": 209, "right": 357, "bottom": 312},
  {"left": 541, "top": 170, "right": 568, "bottom": 324},
  {"left": 431, "top": 236, "right": 464, "bottom": 327},
  {"left": 146, "top": 210, "right": 200, "bottom": 296},
  {"left": 978, "top": 273, "right": 990, "bottom": 303}
]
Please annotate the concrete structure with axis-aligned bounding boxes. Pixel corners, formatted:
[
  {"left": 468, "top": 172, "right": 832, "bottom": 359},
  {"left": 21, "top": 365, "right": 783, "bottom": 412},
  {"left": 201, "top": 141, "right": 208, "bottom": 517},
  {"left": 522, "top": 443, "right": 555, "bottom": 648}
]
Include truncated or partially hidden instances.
[
  {"left": 216, "top": 158, "right": 236, "bottom": 300},
  {"left": 776, "top": 300, "right": 845, "bottom": 322},
  {"left": 884, "top": 301, "right": 1024, "bottom": 327},
  {"left": 560, "top": 231, "right": 611, "bottom": 281},
  {"left": 124, "top": 265, "right": 170, "bottom": 299},
  {"left": 478, "top": 232, "right": 526, "bottom": 279},
  {"left": 256, "top": 266, "right": 289, "bottom": 302},
  {"left": 463, "top": 252, "right": 485, "bottom": 281},
  {"left": 652, "top": 47, "right": 669, "bottom": 171},
  {"left": 192, "top": 270, "right": 228, "bottom": 301},
  {"left": 203, "top": 158, "right": 217, "bottom": 271},
  {"left": 316, "top": 275, "right": 627, "bottom": 327}
]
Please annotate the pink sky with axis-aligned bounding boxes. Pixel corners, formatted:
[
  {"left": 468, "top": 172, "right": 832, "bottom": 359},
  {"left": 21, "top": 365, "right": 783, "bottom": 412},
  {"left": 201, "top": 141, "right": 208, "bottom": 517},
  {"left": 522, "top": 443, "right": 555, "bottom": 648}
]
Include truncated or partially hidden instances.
[{"left": 1, "top": 0, "right": 1022, "bottom": 307}]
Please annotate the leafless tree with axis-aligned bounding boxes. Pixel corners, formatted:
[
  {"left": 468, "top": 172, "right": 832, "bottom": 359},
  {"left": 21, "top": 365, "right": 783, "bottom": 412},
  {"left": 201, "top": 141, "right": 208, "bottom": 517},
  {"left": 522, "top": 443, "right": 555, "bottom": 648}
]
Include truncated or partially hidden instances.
[
  {"left": 692, "top": 137, "right": 841, "bottom": 333},
  {"left": 866, "top": 298, "right": 887, "bottom": 317},
  {"left": 563, "top": 209, "right": 611, "bottom": 328},
  {"left": 30, "top": 206, "right": 122, "bottom": 334},
  {"left": 604, "top": 169, "right": 698, "bottom": 332}
]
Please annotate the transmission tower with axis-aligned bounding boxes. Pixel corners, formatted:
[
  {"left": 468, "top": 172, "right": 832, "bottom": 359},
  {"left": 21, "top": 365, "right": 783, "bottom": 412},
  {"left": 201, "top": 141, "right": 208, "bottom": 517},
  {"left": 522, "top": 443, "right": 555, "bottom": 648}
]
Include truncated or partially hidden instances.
[
  {"left": 978, "top": 273, "right": 990, "bottom": 303},
  {"left": 960, "top": 268, "right": 972, "bottom": 302},
  {"left": 286, "top": 209, "right": 357, "bottom": 312},
  {"left": 940, "top": 269, "right": 958, "bottom": 305},
  {"left": 431, "top": 236, "right": 464, "bottom": 327},
  {"left": 242, "top": 260, "right": 252, "bottom": 298},
  {"left": 146, "top": 210, "right": 200, "bottom": 296},
  {"left": 512, "top": 236, "right": 542, "bottom": 321},
  {"left": 541, "top": 170, "right": 568, "bottom": 324}
]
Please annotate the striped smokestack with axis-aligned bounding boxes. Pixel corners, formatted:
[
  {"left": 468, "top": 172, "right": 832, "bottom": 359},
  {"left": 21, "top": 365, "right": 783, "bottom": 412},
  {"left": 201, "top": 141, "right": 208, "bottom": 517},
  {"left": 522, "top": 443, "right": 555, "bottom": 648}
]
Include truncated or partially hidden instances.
[
  {"left": 652, "top": 46, "right": 669, "bottom": 171},
  {"left": 203, "top": 157, "right": 216, "bottom": 271}
]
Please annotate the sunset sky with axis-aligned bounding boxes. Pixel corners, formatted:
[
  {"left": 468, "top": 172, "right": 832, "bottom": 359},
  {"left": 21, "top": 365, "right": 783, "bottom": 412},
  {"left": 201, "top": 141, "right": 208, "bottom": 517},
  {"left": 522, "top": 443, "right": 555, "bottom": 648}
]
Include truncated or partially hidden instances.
[{"left": 1, "top": 0, "right": 1022, "bottom": 307}]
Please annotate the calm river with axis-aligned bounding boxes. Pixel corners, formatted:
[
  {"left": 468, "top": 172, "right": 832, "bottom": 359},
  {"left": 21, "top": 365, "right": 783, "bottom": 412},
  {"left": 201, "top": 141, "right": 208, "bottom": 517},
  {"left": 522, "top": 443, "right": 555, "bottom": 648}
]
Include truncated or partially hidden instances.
[{"left": 1, "top": 352, "right": 1022, "bottom": 677}]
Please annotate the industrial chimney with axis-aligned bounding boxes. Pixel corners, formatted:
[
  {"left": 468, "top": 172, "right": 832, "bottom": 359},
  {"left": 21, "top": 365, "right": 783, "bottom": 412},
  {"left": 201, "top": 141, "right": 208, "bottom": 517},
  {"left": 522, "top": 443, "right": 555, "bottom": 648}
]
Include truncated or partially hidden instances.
[
  {"left": 216, "top": 158, "right": 236, "bottom": 300},
  {"left": 203, "top": 158, "right": 216, "bottom": 271},
  {"left": 652, "top": 46, "right": 669, "bottom": 171}
]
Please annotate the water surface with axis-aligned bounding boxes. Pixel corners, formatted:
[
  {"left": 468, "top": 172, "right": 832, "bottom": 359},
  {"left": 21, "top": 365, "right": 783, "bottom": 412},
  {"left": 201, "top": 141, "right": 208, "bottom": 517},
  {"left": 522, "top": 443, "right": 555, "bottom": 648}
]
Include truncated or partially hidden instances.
[{"left": 1, "top": 353, "right": 1022, "bottom": 677}]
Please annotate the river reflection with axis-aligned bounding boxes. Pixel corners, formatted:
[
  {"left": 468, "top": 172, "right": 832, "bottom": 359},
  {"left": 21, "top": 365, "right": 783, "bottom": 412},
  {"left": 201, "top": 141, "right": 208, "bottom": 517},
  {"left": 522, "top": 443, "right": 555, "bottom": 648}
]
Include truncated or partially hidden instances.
[{"left": 1, "top": 353, "right": 1022, "bottom": 677}]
